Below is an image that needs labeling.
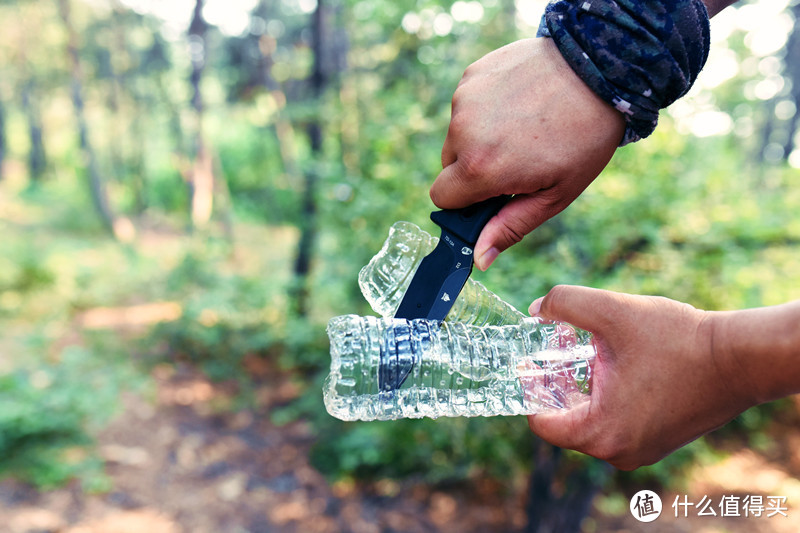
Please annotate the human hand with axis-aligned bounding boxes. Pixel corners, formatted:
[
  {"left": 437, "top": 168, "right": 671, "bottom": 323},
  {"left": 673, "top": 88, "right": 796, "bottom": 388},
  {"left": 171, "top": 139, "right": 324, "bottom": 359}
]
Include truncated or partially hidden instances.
[
  {"left": 430, "top": 38, "right": 625, "bottom": 270},
  {"left": 526, "top": 285, "right": 755, "bottom": 470}
]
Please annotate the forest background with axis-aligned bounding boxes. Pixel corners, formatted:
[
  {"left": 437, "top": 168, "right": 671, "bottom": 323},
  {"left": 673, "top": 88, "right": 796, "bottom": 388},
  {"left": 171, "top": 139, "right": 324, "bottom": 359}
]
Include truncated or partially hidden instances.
[{"left": 1, "top": 0, "right": 800, "bottom": 531}]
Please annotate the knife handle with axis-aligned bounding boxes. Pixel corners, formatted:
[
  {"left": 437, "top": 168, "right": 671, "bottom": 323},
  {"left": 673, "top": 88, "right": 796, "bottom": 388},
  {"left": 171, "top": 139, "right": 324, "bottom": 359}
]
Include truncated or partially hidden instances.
[{"left": 430, "top": 195, "right": 512, "bottom": 245}]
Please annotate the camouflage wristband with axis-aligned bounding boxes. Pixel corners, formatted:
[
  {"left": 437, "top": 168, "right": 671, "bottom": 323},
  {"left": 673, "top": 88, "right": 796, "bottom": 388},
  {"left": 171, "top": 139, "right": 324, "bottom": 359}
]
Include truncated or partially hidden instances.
[{"left": 537, "top": 0, "right": 710, "bottom": 145}]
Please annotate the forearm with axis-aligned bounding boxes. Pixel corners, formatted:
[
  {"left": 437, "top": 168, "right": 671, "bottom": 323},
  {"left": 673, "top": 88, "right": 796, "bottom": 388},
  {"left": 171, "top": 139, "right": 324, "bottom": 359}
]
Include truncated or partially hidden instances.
[{"left": 711, "top": 300, "right": 800, "bottom": 406}]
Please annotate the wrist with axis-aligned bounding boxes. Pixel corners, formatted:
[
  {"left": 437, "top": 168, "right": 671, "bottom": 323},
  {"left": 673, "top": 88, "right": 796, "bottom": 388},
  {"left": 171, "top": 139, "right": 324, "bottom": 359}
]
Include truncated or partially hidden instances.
[
  {"left": 708, "top": 303, "right": 800, "bottom": 406},
  {"left": 538, "top": 0, "right": 711, "bottom": 144},
  {"left": 702, "top": 310, "right": 762, "bottom": 409}
]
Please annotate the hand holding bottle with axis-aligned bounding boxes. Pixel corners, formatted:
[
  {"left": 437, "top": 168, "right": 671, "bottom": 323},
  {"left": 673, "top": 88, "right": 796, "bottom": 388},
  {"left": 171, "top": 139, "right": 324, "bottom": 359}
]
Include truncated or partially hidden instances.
[{"left": 527, "top": 285, "right": 800, "bottom": 470}]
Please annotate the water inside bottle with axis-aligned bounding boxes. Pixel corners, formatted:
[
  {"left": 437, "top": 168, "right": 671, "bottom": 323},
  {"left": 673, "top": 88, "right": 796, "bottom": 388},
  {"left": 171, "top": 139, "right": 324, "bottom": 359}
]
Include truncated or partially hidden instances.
[{"left": 324, "top": 315, "right": 594, "bottom": 421}]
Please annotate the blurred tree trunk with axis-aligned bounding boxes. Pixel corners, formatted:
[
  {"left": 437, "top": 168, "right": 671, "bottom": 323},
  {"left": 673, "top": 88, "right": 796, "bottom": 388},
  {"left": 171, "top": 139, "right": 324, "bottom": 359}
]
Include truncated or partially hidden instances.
[
  {"left": 129, "top": 118, "right": 148, "bottom": 217},
  {"left": 188, "top": 0, "right": 215, "bottom": 230},
  {"left": 758, "top": 100, "right": 778, "bottom": 165},
  {"left": 20, "top": 80, "right": 46, "bottom": 181},
  {"left": 105, "top": 42, "right": 125, "bottom": 187},
  {"left": 500, "top": 0, "right": 519, "bottom": 30},
  {"left": 155, "top": 70, "right": 187, "bottom": 183},
  {"left": 128, "top": 105, "right": 148, "bottom": 215},
  {"left": 58, "top": 0, "right": 130, "bottom": 240},
  {"left": 253, "top": 0, "right": 300, "bottom": 186},
  {"left": 525, "top": 440, "right": 611, "bottom": 533},
  {"left": 759, "top": 2, "right": 800, "bottom": 163},
  {"left": 291, "top": 0, "right": 330, "bottom": 317},
  {"left": 186, "top": 0, "right": 233, "bottom": 238},
  {"left": 782, "top": 1, "right": 800, "bottom": 160},
  {"left": 110, "top": 5, "right": 147, "bottom": 215},
  {"left": 15, "top": 21, "right": 46, "bottom": 183}
]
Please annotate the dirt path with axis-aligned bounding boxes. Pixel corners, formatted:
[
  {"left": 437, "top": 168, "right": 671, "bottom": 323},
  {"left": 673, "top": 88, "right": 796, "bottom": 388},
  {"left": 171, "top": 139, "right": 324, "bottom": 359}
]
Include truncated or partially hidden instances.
[
  {"left": 3, "top": 359, "right": 800, "bottom": 532},
  {"left": 0, "top": 363, "right": 527, "bottom": 533}
]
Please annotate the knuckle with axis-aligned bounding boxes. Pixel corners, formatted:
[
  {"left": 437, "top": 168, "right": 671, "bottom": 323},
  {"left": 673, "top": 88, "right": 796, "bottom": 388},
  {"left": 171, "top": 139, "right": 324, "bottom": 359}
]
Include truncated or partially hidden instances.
[
  {"left": 539, "top": 185, "right": 571, "bottom": 210},
  {"left": 447, "top": 111, "right": 471, "bottom": 140},
  {"left": 450, "top": 88, "right": 463, "bottom": 110},
  {"left": 455, "top": 149, "right": 490, "bottom": 181},
  {"left": 496, "top": 210, "right": 532, "bottom": 245},
  {"left": 461, "top": 61, "right": 479, "bottom": 81},
  {"left": 495, "top": 221, "right": 525, "bottom": 248},
  {"left": 429, "top": 185, "right": 444, "bottom": 206}
]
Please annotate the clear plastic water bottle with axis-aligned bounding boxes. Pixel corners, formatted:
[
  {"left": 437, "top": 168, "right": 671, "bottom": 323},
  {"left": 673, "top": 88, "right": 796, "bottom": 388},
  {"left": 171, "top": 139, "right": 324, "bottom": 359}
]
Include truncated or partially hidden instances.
[
  {"left": 358, "top": 222, "right": 525, "bottom": 326},
  {"left": 324, "top": 315, "right": 595, "bottom": 421}
]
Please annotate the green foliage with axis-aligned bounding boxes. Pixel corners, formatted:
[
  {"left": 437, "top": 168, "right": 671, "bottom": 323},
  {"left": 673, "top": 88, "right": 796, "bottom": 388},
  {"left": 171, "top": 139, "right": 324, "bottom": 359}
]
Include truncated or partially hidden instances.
[
  {"left": 0, "top": 346, "right": 137, "bottom": 489},
  {"left": 0, "top": 189, "right": 161, "bottom": 491},
  {"left": 213, "top": 120, "right": 298, "bottom": 224},
  {"left": 154, "top": 253, "right": 280, "bottom": 380},
  {"left": 311, "top": 416, "right": 533, "bottom": 484},
  {"left": 0, "top": 253, "right": 54, "bottom": 294}
]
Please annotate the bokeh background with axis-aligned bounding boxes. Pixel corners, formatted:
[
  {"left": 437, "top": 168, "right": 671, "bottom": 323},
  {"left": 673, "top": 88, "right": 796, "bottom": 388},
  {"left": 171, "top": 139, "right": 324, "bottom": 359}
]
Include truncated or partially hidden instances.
[{"left": 1, "top": 0, "right": 800, "bottom": 531}]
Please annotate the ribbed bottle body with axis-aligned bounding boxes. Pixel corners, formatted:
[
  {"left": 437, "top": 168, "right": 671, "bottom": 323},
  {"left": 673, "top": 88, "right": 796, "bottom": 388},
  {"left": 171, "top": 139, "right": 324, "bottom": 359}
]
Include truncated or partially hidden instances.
[
  {"left": 324, "top": 315, "right": 594, "bottom": 421},
  {"left": 358, "top": 222, "right": 525, "bottom": 326}
]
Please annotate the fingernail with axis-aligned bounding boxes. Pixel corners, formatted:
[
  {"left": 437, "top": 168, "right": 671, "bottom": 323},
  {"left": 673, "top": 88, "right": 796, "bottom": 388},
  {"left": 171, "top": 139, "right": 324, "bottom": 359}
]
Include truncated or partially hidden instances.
[
  {"left": 529, "top": 297, "right": 543, "bottom": 316},
  {"left": 475, "top": 247, "right": 499, "bottom": 271}
]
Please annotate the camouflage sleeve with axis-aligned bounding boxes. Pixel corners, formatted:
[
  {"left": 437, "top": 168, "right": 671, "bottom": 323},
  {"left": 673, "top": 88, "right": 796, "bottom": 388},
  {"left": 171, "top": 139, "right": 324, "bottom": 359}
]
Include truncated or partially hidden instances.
[{"left": 537, "top": 0, "right": 711, "bottom": 145}]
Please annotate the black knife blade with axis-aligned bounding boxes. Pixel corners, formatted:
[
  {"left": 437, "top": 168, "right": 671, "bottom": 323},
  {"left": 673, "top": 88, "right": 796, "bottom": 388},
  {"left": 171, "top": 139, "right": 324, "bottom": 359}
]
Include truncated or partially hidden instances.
[
  {"left": 379, "top": 195, "right": 511, "bottom": 392},
  {"left": 395, "top": 195, "right": 512, "bottom": 321},
  {"left": 392, "top": 227, "right": 475, "bottom": 321}
]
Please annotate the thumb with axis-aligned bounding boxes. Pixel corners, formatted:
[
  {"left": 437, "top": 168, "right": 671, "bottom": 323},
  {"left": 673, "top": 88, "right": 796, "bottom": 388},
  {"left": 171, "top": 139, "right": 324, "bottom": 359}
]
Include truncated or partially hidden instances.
[
  {"left": 474, "top": 193, "right": 566, "bottom": 270},
  {"left": 529, "top": 284, "right": 624, "bottom": 336}
]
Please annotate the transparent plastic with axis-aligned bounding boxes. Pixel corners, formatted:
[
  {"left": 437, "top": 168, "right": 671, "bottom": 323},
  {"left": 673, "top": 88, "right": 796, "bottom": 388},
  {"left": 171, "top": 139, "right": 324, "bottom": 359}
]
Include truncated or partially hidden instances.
[
  {"left": 324, "top": 315, "right": 594, "bottom": 421},
  {"left": 358, "top": 221, "right": 525, "bottom": 326},
  {"left": 324, "top": 220, "right": 596, "bottom": 421}
]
